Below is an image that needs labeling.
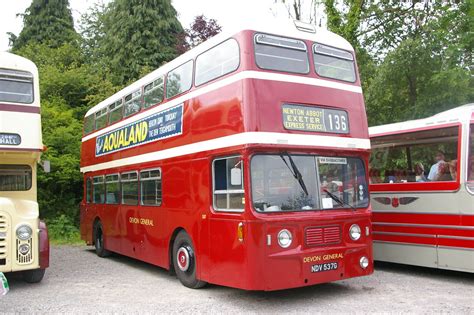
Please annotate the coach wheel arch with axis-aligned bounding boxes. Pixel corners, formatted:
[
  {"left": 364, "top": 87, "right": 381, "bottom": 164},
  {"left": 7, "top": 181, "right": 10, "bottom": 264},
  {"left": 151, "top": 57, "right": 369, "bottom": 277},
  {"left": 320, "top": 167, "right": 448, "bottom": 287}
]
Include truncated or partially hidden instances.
[{"left": 168, "top": 227, "right": 185, "bottom": 275}]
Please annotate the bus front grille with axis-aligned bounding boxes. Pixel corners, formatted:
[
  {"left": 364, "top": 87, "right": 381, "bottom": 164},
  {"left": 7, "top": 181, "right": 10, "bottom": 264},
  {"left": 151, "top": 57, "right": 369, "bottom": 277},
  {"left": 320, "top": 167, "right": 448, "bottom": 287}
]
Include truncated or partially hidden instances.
[
  {"left": 17, "top": 239, "right": 33, "bottom": 264},
  {"left": 0, "top": 213, "right": 8, "bottom": 265},
  {"left": 305, "top": 226, "right": 341, "bottom": 247}
]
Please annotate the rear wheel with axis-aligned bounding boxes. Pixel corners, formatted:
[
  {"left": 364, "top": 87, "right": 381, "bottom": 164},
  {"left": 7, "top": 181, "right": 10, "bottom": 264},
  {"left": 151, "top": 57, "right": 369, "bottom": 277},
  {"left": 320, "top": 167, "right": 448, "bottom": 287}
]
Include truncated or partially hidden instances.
[
  {"left": 94, "top": 221, "right": 111, "bottom": 258},
  {"left": 22, "top": 268, "right": 45, "bottom": 283},
  {"left": 172, "top": 231, "right": 206, "bottom": 289}
]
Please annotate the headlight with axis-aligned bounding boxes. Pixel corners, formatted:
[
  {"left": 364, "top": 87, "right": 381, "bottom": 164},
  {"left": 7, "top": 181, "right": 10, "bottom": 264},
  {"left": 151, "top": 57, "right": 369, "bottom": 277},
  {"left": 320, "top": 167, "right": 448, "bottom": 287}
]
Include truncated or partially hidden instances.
[
  {"left": 349, "top": 224, "right": 361, "bottom": 241},
  {"left": 19, "top": 243, "right": 30, "bottom": 255},
  {"left": 360, "top": 256, "right": 369, "bottom": 269},
  {"left": 16, "top": 225, "right": 32, "bottom": 240},
  {"left": 277, "top": 229, "right": 292, "bottom": 248}
]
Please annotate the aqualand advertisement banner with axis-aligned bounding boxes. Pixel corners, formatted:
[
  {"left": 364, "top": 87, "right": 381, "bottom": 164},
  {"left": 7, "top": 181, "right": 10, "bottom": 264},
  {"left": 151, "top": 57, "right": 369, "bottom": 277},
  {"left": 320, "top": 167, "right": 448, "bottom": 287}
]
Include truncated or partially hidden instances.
[{"left": 95, "top": 103, "right": 184, "bottom": 157}]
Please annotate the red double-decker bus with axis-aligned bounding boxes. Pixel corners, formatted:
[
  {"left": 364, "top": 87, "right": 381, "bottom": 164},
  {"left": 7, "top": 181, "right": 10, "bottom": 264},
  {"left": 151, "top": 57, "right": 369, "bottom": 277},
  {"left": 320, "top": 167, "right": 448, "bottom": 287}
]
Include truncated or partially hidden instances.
[{"left": 80, "top": 21, "right": 373, "bottom": 291}]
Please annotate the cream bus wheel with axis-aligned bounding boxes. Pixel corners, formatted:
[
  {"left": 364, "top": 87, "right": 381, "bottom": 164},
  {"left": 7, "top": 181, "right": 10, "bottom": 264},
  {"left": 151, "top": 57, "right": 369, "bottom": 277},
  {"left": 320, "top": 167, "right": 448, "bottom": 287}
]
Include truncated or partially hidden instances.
[
  {"left": 94, "top": 221, "right": 111, "bottom": 258},
  {"left": 172, "top": 231, "right": 206, "bottom": 289}
]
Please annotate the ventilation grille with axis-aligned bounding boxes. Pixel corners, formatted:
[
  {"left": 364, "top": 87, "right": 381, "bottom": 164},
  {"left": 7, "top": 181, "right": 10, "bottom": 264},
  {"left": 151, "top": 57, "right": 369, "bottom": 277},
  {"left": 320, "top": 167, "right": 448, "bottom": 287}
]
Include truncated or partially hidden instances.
[
  {"left": 305, "top": 225, "right": 341, "bottom": 247},
  {"left": 0, "top": 213, "right": 7, "bottom": 265}
]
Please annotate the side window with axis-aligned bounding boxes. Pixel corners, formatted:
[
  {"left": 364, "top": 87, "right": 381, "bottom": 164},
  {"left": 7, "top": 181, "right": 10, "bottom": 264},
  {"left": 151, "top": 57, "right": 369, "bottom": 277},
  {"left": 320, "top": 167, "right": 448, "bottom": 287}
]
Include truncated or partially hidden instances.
[
  {"left": 93, "top": 176, "right": 105, "bottom": 204},
  {"left": 254, "top": 33, "right": 309, "bottom": 74},
  {"left": 95, "top": 108, "right": 108, "bottom": 130},
  {"left": 195, "top": 39, "right": 240, "bottom": 86},
  {"left": 313, "top": 43, "right": 356, "bottom": 82},
  {"left": 105, "top": 174, "right": 120, "bottom": 204},
  {"left": 86, "top": 178, "right": 92, "bottom": 203},
  {"left": 108, "top": 100, "right": 123, "bottom": 124},
  {"left": 143, "top": 77, "right": 164, "bottom": 109},
  {"left": 370, "top": 126, "right": 459, "bottom": 184},
  {"left": 84, "top": 115, "right": 94, "bottom": 135},
  {"left": 213, "top": 156, "right": 244, "bottom": 211},
  {"left": 124, "top": 89, "right": 142, "bottom": 117},
  {"left": 121, "top": 171, "right": 138, "bottom": 205},
  {"left": 166, "top": 60, "right": 193, "bottom": 99},
  {"left": 140, "top": 169, "right": 162, "bottom": 206}
]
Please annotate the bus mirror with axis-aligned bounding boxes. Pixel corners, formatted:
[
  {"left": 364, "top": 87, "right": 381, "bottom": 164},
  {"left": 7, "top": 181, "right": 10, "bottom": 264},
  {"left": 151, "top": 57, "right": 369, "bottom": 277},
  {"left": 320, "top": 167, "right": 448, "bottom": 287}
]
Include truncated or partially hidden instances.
[
  {"left": 231, "top": 167, "right": 242, "bottom": 186},
  {"left": 41, "top": 160, "right": 51, "bottom": 173}
]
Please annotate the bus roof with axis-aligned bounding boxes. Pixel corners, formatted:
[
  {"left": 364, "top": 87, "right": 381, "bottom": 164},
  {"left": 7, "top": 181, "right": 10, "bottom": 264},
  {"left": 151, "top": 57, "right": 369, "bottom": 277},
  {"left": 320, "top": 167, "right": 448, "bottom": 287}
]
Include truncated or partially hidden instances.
[
  {"left": 369, "top": 103, "right": 474, "bottom": 137},
  {"left": 0, "top": 51, "right": 38, "bottom": 77},
  {"left": 85, "top": 20, "right": 354, "bottom": 118}
]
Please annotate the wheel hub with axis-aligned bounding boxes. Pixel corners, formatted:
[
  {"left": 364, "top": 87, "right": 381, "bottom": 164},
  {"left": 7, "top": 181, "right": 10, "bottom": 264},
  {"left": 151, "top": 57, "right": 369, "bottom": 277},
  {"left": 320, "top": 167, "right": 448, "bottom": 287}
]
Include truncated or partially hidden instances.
[{"left": 177, "top": 246, "right": 191, "bottom": 272}]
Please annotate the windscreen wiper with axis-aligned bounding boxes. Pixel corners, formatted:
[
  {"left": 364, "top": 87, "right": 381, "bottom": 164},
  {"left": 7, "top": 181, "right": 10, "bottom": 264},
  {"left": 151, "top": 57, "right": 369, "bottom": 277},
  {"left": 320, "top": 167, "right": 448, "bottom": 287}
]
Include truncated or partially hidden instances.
[
  {"left": 280, "top": 152, "right": 309, "bottom": 196},
  {"left": 323, "top": 188, "right": 356, "bottom": 212}
]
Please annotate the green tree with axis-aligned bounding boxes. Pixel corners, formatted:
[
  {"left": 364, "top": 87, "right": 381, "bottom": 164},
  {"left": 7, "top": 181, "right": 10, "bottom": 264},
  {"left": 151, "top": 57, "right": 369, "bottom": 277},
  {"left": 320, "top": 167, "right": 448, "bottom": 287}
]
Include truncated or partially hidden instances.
[
  {"left": 9, "top": 0, "right": 78, "bottom": 51},
  {"left": 81, "top": 0, "right": 184, "bottom": 85}
]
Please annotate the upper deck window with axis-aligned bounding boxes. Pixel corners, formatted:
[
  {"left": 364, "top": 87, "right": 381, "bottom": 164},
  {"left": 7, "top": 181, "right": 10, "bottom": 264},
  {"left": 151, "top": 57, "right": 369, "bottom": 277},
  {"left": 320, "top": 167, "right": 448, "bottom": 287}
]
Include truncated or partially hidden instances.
[
  {"left": 108, "top": 99, "right": 123, "bottom": 124},
  {"left": 195, "top": 39, "right": 240, "bottom": 86},
  {"left": 166, "top": 60, "right": 193, "bottom": 99},
  {"left": 254, "top": 33, "right": 309, "bottom": 74},
  {"left": 95, "top": 108, "right": 108, "bottom": 130},
  {"left": 84, "top": 115, "right": 94, "bottom": 135},
  {"left": 313, "top": 43, "right": 356, "bottom": 82},
  {"left": 0, "top": 68, "right": 34, "bottom": 104},
  {"left": 0, "top": 165, "right": 32, "bottom": 191},
  {"left": 124, "top": 89, "right": 142, "bottom": 117},
  {"left": 143, "top": 77, "right": 164, "bottom": 109}
]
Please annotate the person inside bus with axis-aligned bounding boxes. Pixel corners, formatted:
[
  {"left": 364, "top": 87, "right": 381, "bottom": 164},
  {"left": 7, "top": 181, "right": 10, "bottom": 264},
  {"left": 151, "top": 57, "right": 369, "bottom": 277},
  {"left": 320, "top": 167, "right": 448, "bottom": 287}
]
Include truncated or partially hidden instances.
[
  {"left": 448, "top": 159, "right": 457, "bottom": 180},
  {"left": 414, "top": 162, "right": 428, "bottom": 182},
  {"left": 428, "top": 150, "right": 446, "bottom": 181},
  {"left": 433, "top": 161, "right": 452, "bottom": 181}
]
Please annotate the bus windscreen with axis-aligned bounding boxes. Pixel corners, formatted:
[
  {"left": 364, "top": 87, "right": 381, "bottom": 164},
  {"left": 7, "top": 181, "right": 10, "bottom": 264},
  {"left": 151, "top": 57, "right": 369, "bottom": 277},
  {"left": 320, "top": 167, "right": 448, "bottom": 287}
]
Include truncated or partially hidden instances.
[{"left": 0, "top": 69, "right": 34, "bottom": 104}]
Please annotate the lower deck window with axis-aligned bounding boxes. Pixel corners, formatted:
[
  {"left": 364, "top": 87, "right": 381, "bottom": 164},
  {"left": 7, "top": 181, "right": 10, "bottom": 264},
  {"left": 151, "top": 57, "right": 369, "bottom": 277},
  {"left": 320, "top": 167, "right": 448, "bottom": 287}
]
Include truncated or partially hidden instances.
[
  {"left": 121, "top": 171, "right": 138, "bottom": 205},
  {"left": 86, "top": 178, "right": 92, "bottom": 203},
  {"left": 93, "top": 176, "right": 105, "bottom": 204},
  {"left": 0, "top": 165, "right": 32, "bottom": 191},
  {"left": 105, "top": 174, "right": 120, "bottom": 204},
  {"left": 140, "top": 169, "right": 162, "bottom": 206},
  {"left": 213, "top": 156, "right": 244, "bottom": 211}
]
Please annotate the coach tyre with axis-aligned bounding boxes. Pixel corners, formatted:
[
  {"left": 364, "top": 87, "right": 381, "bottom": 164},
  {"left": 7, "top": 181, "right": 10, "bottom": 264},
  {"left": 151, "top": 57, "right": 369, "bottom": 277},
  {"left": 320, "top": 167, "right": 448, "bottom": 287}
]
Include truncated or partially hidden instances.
[
  {"left": 94, "top": 221, "right": 111, "bottom": 257},
  {"left": 172, "top": 231, "right": 206, "bottom": 289},
  {"left": 22, "top": 268, "right": 46, "bottom": 283}
]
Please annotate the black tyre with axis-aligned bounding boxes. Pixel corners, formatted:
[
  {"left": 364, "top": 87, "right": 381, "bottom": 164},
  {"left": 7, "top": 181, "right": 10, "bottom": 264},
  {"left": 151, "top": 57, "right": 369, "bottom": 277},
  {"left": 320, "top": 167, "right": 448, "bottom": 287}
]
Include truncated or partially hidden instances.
[
  {"left": 172, "top": 231, "right": 207, "bottom": 289},
  {"left": 22, "top": 268, "right": 45, "bottom": 283},
  {"left": 94, "top": 221, "right": 111, "bottom": 258}
]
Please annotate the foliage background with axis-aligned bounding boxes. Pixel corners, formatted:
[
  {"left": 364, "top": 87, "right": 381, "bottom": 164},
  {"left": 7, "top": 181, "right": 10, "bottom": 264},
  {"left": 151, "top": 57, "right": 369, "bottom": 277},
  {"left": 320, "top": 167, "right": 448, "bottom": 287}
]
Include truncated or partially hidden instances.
[{"left": 6, "top": 0, "right": 473, "bottom": 241}]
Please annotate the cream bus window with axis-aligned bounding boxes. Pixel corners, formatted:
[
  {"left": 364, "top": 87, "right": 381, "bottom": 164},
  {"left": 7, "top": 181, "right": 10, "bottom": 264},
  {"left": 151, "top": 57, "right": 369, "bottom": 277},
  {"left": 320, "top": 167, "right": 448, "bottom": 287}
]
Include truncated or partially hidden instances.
[
  {"left": 140, "top": 169, "right": 162, "bottom": 206},
  {"left": 313, "top": 43, "right": 356, "bottom": 82},
  {"left": 108, "top": 99, "right": 123, "bottom": 124},
  {"left": 95, "top": 108, "right": 108, "bottom": 130},
  {"left": 93, "top": 176, "right": 105, "bottom": 204},
  {"left": 124, "top": 89, "right": 142, "bottom": 117},
  {"left": 213, "top": 156, "right": 244, "bottom": 211},
  {"left": 370, "top": 127, "right": 458, "bottom": 184},
  {"left": 143, "top": 77, "right": 164, "bottom": 109},
  {"left": 121, "top": 171, "right": 138, "bottom": 205},
  {"left": 0, "top": 68, "right": 34, "bottom": 104},
  {"left": 0, "top": 165, "right": 32, "bottom": 191},
  {"left": 195, "top": 39, "right": 239, "bottom": 86},
  {"left": 166, "top": 60, "right": 193, "bottom": 99},
  {"left": 105, "top": 174, "right": 120, "bottom": 204}
]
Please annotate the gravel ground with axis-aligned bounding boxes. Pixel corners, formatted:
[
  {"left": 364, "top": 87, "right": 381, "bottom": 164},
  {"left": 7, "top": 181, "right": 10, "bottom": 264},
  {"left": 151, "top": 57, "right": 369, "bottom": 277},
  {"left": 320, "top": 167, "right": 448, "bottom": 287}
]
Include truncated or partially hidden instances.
[{"left": 1, "top": 245, "right": 473, "bottom": 313}]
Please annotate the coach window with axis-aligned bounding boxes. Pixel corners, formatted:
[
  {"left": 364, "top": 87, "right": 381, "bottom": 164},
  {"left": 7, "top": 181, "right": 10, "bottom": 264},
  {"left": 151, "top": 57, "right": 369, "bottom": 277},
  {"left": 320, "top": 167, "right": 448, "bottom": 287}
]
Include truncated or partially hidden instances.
[
  {"left": 93, "top": 176, "right": 105, "bottom": 204},
  {"left": 313, "top": 43, "right": 356, "bottom": 82},
  {"left": 467, "top": 124, "right": 474, "bottom": 193},
  {"left": 370, "top": 126, "right": 459, "bottom": 184},
  {"left": 213, "top": 156, "right": 244, "bottom": 211},
  {"left": 254, "top": 33, "right": 309, "bottom": 74},
  {"left": 140, "top": 169, "right": 162, "bottom": 206},
  {"left": 108, "top": 99, "right": 123, "bottom": 124},
  {"left": 124, "top": 89, "right": 142, "bottom": 117},
  {"left": 195, "top": 39, "right": 240, "bottom": 86},
  {"left": 105, "top": 174, "right": 120, "bottom": 204},
  {"left": 95, "top": 108, "right": 108, "bottom": 130},
  {"left": 0, "top": 165, "right": 32, "bottom": 191},
  {"left": 121, "top": 171, "right": 138, "bottom": 205},
  {"left": 86, "top": 178, "right": 92, "bottom": 203},
  {"left": 166, "top": 60, "right": 193, "bottom": 99},
  {"left": 84, "top": 115, "right": 94, "bottom": 135},
  {"left": 143, "top": 77, "right": 164, "bottom": 109}
]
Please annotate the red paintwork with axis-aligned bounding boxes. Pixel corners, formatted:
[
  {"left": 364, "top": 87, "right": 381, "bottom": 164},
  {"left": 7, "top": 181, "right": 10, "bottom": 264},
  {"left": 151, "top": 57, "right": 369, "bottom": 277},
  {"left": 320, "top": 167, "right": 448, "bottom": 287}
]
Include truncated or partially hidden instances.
[
  {"left": 39, "top": 220, "right": 49, "bottom": 269},
  {"left": 80, "top": 30, "right": 372, "bottom": 290}
]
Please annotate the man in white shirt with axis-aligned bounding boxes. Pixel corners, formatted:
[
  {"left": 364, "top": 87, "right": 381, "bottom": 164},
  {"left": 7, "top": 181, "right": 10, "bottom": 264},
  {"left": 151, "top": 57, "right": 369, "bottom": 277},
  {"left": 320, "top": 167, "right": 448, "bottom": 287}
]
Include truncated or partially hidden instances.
[{"left": 428, "top": 151, "right": 445, "bottom": 181}]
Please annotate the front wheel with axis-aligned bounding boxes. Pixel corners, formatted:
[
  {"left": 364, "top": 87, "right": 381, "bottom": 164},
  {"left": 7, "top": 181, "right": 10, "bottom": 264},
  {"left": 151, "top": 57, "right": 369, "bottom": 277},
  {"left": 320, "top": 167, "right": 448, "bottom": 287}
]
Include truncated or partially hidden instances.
[
  {"left": 172, "top": 231, "right": 206, "bottom": 289},
  {"left": 22, "top": 268, "right": 45, "bottom": 283},
  {"left": 94, "top": 221, "right": 111, "bottom": 258}
]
